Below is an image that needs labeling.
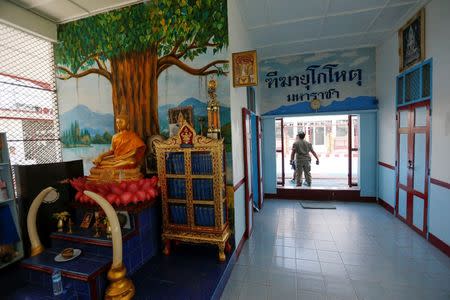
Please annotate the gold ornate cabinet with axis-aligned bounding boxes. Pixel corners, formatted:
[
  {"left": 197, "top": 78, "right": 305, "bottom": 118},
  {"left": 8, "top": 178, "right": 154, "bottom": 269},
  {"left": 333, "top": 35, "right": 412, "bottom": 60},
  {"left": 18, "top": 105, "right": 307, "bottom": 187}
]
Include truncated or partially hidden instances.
[{"left": 154, "top": 124, "right": 231, "bottom": 261}]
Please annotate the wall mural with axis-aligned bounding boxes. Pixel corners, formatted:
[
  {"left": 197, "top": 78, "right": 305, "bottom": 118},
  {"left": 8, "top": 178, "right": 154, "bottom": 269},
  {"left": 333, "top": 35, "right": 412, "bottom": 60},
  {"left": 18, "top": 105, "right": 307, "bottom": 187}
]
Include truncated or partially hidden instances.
[
  {"left": 259, "top": 48, "right": 377, "bottom": 116},
  {"left": 55, "top": 0, "right": 232, "bottom": 182}
]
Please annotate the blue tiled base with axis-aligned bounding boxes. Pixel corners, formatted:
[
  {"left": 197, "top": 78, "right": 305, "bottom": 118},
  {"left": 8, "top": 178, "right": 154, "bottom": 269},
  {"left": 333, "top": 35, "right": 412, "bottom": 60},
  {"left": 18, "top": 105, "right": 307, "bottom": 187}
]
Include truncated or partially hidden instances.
[
  {"left": 132, "top": 240, "right": 236, "bottom": 300},
  {"left": 4, "top": 284, "right": 78, "bottom": 300},
  {"left": 21, "top": 247, "right": 110, "bottom": 299},
  {"left": 124, "top": 203, "right": 161, "bottom": 274}
]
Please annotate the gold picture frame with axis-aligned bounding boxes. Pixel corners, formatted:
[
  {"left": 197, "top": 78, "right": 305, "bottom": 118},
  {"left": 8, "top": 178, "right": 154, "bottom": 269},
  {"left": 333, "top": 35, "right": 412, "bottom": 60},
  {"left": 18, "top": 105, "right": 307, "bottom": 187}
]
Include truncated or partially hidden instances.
[
  {"left": 232, "top": 50, "right": 258, "bottom": 87},
  {"left": 399, "top": 8, "right": 425, "bottom": 72},
  {"left": 168, "top": 106, "right": 193, "bottom": 137},
  {"left": 80, "top": 212, "right": 93, "bottom": 229}
]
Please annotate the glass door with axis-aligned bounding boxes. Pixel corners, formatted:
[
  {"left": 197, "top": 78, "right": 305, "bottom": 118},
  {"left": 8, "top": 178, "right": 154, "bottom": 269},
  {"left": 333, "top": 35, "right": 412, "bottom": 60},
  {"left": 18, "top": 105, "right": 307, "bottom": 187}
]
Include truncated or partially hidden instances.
[{"left": 348, "top": 115, "right": 359, "bottom": 187}]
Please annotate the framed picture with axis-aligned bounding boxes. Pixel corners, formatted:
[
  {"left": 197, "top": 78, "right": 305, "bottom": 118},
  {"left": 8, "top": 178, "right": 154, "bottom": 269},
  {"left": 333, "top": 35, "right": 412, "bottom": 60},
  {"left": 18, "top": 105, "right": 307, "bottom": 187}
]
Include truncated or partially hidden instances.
[
  {"left": 232, "top": 50, "right": 258, "bottom": 87},
  {"left": 399, "top": 8, "right": 425, "bottom": 72},
  {"left": 168, "top": 106, "right": 193, "bottom": 137},
  {"left": 116, "top": 211, "right": 131, "bottom": 229},
  {"left": 145, "top": 135, "right": 165, "bottom": 175},
  {"left": 80, "top": 212, "right": 93, "bottom": 229}
]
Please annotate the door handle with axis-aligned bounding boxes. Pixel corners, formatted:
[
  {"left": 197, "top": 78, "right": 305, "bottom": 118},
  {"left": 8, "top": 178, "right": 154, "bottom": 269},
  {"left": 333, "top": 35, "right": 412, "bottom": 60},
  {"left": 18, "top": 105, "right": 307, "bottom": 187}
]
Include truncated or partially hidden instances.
[{"left": 408, "top": 160, "right": 414, "bottom": 170}]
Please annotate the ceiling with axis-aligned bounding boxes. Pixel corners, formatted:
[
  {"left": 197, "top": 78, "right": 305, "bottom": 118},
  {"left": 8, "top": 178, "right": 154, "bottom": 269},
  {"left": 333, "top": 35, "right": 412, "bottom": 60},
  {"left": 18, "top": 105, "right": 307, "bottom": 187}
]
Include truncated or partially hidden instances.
[
  {"left": 8, "top": 0, "right": 143, "bottom": 23},
  {"left": 238, "top": 0, "right": 429, "bottom": 59},
  {"left": 9, "top": 0, "right": 428, "bottom": 59}
]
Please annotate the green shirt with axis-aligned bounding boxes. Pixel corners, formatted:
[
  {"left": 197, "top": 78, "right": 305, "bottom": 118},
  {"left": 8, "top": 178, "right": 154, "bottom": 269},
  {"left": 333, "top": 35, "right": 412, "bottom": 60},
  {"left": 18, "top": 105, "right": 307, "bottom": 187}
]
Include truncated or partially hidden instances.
[{"left": 293, "top": 139, "right": 313, "bottom": 161}]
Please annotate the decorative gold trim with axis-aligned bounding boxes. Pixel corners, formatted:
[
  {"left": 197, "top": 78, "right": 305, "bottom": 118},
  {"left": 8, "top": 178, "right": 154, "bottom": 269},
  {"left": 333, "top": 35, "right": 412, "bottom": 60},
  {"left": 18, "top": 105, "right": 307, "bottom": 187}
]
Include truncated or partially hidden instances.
[
  {"left": 105, "top": 263, "right": 135, "bottom": 300},
  {"left": 232, "top": 50, "right": 259, "bottom": 87},
  {"left": 30, "top": 245, "right": 45, "bottom": 257},
  {"left": 155, "top": 123, "right": 230, "bottom": 260}
]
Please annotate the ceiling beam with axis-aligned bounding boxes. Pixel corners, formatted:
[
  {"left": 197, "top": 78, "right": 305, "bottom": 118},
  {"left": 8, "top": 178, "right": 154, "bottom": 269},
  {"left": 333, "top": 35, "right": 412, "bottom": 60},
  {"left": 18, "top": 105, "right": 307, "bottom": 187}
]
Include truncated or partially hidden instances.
[{"left": 0, "top": 0, "right": 57, "bottom": 41}]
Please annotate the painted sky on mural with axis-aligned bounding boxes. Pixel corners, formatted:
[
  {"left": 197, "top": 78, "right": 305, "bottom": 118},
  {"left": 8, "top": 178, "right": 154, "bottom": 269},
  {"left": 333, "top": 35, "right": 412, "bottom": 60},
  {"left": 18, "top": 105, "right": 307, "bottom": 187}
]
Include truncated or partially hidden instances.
[
  {"left": 158, "top": 49, "right": 230, "bottom": 107},
  {"left": 259, "top": 47, "right": 376, "bottom": 115}
]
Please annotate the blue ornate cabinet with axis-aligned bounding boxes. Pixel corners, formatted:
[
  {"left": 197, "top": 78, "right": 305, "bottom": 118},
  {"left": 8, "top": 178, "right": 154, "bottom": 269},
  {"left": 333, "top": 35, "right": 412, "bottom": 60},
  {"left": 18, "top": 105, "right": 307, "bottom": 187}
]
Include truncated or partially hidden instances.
[
  {"left": 0, "top": 132, "right": 24, "bottom": 268},
  {"left": 154, "top": 124, "right": 231, "bottom": 261}
]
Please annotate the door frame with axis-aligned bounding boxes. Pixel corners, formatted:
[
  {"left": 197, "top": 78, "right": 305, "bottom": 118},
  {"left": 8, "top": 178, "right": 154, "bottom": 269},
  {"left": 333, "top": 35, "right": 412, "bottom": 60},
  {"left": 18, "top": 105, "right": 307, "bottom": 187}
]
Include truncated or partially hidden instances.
[
  {"left": 395, "top": 100, "right": 430, "bottom": 237},
  {"left": 242, "top": 108, "right": 254, "bottom": 238},
  {"left": 275, "top": 118, "right": 285, "bottom": 186},
  {"left": 348, "top": 115, "right": 359, "bottom": 187},
  {"left": 256, "top": 116, "right": 264, "bottom": 209}
]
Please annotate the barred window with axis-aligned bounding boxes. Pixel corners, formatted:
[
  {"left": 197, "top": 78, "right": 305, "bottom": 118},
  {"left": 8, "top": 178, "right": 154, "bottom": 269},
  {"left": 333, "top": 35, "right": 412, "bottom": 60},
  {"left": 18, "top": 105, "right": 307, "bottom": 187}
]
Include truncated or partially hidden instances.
[
  {"left": 0, "top": 23, "right": 62, "bottom": 167},
  {"left": 396, "top": 59, "right": 432, "bottom": 107}
]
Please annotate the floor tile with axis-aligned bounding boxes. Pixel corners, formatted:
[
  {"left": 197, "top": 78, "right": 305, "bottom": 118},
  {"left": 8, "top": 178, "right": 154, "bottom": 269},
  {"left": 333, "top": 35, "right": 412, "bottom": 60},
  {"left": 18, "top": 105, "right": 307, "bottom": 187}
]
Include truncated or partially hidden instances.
[
  {"left": 230, "top": 200, "right": 450, "bottom": 300},
  {"left": 297, "top": 275, "right": 326, "bottom": 293},
  {"left": 296, "top": 259, "right": 322, "bottom": 275},
  {"left": 297, "top": 289, "right": 326, "bottom": 300},
  {"left": 274, "top": 245, "right": 297, "bottom": 258},
  {"left": 245, "top": 266, "right": 270, "bottom": 285},
  {"left": 315, "top": 240, "right": 338, "bottom": 251},
  {"left": 220, "top": 280, "right": 243, "bottom": 300},
  {"left": 317, "top": 250, "right": 343, "bottom": 264},
  {"left": 296, "top": 248, "right": 319, "bottom": 261},
  {"left": 239, "top": 282, "right": 269, "bottom": 300}
]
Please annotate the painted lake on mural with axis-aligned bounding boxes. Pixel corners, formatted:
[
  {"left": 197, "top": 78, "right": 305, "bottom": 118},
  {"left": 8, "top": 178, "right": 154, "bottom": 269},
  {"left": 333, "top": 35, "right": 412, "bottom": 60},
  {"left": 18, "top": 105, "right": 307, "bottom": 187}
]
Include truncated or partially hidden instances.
[{"left": 62, "top": 144, "right": 111, "bottom": 175}]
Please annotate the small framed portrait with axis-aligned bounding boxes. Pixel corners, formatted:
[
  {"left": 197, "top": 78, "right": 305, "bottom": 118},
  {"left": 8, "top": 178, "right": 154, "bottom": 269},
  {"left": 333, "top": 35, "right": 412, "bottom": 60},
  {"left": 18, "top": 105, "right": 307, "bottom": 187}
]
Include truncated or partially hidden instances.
[
  {"left": 399, "top": 8, "right": 425, "bottom": 72},
  {"left": 116, "top": 211, "right": 131, "bottom": 229},
  {"left": 232, "top": 50, "right": 258, "bottom": 87},
  {"left": 145, "top": 135, "right": 165, "bottom": 175},
  {"left": 168, "top": 106, "right": 193, "bottom": 136},
  {"left": 80, "top": 212, "right": 93, "bottom": 229}
]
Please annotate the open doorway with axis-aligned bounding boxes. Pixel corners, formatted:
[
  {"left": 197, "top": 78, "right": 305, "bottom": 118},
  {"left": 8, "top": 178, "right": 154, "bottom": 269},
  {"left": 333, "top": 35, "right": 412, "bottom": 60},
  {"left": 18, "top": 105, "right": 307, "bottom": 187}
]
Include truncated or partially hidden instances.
[{"left": 276, "top": 115, "right": 359, "bottom": 189}]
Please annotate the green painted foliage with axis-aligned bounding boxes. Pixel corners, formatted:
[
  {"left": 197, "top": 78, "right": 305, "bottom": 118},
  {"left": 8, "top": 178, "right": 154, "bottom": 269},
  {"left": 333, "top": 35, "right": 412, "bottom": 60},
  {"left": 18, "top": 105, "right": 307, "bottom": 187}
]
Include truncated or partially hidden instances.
[{"left": 55, "top": 0, "right": 228, "bottom": 72}]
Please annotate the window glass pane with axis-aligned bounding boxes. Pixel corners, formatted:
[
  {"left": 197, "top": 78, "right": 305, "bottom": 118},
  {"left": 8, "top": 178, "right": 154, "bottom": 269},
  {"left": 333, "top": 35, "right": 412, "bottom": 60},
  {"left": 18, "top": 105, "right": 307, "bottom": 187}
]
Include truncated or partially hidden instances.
[
  {"left": 397, "top": 77, "right": 404, "bottom": 105},
  {"left": 422, "top": 63, "right": 431, "bottom": 98},
  {"left": 414, "top": 106, "right": 427, "bottom": 127},
  {"left": 336, "top": 126, "right": 347, "bottom": 137},
  {"left": 405, "top": 69, "right": 421, "bottom": 102},
  {"left": 314, "top": 127, "right": 324, "bottom": 145},
  {"left": 399, "top": 110, "right": 409, "bottom": 128}
]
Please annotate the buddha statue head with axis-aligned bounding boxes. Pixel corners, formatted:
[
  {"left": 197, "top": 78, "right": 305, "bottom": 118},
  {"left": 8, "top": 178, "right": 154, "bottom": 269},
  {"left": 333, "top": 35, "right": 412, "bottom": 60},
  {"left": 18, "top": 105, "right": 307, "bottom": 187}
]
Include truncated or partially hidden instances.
[{"left": 116, "top": 108, "right": 129, "bottom": 131}]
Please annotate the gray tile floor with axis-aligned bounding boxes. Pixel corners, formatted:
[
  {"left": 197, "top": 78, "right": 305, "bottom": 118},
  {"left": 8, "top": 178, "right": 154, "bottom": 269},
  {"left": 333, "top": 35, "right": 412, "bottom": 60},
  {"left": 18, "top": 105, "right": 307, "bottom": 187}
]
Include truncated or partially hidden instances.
[{"left": 221, "top": 200, "right": 450, "bottom": 300}]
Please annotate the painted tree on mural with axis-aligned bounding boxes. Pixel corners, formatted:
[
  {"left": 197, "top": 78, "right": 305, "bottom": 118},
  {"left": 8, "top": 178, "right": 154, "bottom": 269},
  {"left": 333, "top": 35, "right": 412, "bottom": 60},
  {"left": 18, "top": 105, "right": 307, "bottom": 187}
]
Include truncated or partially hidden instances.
[{"left": 55, "top": 0, "right": 228, "bottom": 138}]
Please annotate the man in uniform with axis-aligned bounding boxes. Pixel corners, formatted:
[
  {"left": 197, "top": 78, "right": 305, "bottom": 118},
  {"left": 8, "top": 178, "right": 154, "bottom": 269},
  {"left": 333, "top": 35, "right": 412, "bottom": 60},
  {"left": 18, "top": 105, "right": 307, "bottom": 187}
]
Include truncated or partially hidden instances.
[{"left": 290, "top": 131, "right": 320, "bottom": 187}]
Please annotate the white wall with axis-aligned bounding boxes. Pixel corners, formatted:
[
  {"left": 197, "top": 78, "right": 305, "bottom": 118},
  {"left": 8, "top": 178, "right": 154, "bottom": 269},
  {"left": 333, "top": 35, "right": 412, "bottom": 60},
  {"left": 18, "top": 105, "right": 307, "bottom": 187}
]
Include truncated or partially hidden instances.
[
  {"left": 227, "top": 0, "right": 255, "bottom": 246},
  {"left": 376, "top": 35, "right": 398, "bottom": 166},
  {"left": 0, "top": 1, "right": 57, "bottom": 42},
  {"left": 377, "top": 0, "right": 450, "bottom": 246},
  {"left": 426, "top": 0, "right": 450, "bottom": 183}
]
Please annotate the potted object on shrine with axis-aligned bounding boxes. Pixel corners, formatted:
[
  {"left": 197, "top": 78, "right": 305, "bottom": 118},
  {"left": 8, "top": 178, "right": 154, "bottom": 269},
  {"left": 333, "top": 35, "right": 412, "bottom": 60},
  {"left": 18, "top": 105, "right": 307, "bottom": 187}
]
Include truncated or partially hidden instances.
[{"left": 52, "top": 211, "right": 70, "bottom": 232}]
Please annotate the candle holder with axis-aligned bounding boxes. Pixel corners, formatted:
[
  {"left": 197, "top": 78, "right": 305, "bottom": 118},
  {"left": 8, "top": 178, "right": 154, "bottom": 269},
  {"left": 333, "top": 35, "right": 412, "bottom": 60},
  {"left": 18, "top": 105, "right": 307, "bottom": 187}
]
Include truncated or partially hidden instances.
[
  {"left": 93, "top": 217, "right": 101, "bottom": 238},
  {"left": 67, "top": 218, "right": 74, "bottom": 234}
]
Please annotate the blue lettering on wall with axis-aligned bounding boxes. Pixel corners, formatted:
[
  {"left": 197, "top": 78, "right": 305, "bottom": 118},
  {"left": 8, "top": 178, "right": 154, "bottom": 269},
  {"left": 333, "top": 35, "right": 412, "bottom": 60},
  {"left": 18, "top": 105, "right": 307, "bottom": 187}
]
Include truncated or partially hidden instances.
[
  {"left": 286, "top": 89, "right": 340, "bottom": 102},
  {"left": 265, "top": 64, "right": 363, "bottom": 89}
]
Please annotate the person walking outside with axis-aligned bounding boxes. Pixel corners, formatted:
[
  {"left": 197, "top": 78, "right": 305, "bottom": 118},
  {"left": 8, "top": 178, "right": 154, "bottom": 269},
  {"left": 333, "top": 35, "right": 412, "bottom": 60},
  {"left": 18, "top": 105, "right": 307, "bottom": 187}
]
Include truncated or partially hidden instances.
[
  {"left": 290, "top": 131, "right": 319, "bottom": 187},
  {"left": 290, "top": 135, "right": 300, "bottom": 183}
]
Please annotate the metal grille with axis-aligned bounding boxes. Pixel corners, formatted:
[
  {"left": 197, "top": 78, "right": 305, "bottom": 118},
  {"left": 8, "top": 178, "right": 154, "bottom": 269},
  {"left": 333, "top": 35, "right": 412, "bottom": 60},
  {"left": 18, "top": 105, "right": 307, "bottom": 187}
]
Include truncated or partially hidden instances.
[
  {"left": 405, "top": 68, "right": 421, "bottom": 102},
  {"left": 422, "top": 63, "right": 431, "bottom": 98},
  {"left": 397, "top": 77, "right": 404, "bottom": 105},
  {"left": 0, "top": 23, "right": 62, "bottom": 167}
]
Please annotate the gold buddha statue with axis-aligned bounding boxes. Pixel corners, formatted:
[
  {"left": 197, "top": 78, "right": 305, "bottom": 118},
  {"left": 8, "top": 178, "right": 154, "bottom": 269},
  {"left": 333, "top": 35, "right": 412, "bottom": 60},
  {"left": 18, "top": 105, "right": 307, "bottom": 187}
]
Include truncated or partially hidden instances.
[{"left": 88, "top": 111, "right": 146, "bottom": 182}]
